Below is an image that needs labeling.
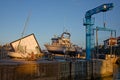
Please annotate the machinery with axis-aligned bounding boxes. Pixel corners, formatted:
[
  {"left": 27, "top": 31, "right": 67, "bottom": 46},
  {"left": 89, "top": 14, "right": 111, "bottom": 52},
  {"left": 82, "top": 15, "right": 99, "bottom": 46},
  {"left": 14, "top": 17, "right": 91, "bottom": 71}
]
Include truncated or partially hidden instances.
[
  {"left": 83, "top": 3, "right": 114, "bottom": 60},
  {"left": 93, "top": 27, "right": 116, "bottom": 57}
]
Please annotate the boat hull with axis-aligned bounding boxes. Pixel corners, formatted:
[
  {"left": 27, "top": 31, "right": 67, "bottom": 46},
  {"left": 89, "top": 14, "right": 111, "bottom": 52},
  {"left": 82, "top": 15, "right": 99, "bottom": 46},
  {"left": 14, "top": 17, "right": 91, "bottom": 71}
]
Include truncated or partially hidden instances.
[
  {"left": 7, "top": 52, "right": 25, "bottom": 58},
  {"left": 45, "top": 45, "right": 77, "bottom": 54}
]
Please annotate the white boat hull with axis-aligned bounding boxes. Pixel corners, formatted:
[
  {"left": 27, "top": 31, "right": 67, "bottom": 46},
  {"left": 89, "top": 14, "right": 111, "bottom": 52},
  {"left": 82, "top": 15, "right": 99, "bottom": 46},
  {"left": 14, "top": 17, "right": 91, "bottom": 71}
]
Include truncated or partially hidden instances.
[
  {"left": 45, "top": 45, "right": 76, "bottom": 54},
  {"left": 8, "top": 52, "right": 27, "bottom": 58}
]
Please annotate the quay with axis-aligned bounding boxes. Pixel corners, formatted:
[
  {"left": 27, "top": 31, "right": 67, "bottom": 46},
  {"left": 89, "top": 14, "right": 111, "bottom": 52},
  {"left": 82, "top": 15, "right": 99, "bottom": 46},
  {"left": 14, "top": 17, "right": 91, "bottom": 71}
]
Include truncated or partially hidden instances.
[{"left": 0, "top": 56, "right": 117, "bottom": 80}]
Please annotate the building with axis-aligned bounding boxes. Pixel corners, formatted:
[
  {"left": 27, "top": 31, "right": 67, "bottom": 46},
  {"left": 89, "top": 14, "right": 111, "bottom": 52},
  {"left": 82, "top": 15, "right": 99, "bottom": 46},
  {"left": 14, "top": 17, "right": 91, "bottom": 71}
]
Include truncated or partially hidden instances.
[{"left": 104, "top": 37, "right": 118, "bottom": 48}]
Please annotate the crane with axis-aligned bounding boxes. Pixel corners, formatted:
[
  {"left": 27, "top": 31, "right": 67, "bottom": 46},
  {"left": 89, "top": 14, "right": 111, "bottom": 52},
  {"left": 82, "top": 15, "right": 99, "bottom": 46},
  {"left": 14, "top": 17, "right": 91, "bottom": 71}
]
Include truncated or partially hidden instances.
[
  {"left": 83, "top": 3, "right": 114, "bottom": 60},
  {"left": 93, "top": 27, "right": 116, "bottom": 58}
]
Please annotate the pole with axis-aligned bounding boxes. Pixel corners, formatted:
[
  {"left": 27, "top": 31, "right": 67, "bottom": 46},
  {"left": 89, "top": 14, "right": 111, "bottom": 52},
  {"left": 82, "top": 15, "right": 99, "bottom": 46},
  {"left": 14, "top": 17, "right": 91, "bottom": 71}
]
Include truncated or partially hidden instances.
[
  {"left": 110, "top": 31, "right": 113, "bottom": 57},
  {"left": 96, "top": 28, "right": 99, "bottom": 59},
  {"left": 17, "top": 12, "right": 31, "bottom": 51}
]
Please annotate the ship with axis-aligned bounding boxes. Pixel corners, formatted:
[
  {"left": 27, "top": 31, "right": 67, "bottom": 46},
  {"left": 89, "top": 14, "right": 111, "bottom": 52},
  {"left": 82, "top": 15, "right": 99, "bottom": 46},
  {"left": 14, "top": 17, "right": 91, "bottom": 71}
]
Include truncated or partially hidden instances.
[{"left": 44, "top": 31, "right": 81, "bottom": 56}]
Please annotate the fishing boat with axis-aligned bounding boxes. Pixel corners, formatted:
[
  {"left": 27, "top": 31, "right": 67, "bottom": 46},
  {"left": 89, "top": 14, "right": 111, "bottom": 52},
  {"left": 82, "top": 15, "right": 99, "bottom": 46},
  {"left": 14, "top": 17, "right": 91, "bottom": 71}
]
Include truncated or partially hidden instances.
[{"left": 44, "top": 32, "right": 80, "bottom": 56}]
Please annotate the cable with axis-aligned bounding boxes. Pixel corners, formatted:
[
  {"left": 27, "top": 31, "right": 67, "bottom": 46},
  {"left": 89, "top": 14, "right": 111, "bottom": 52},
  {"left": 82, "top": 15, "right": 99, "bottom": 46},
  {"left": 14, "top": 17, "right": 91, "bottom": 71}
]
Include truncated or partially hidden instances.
[{"left": 103, "top": 12, "right": 106, "bottom": 27}]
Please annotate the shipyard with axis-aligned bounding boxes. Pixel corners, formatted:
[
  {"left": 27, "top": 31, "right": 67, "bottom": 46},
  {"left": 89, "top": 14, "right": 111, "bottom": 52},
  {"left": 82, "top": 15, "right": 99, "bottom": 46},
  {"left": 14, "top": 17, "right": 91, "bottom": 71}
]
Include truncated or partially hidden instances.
[{"left": 0, "top": 0, "right": 120, "bottom": 80}]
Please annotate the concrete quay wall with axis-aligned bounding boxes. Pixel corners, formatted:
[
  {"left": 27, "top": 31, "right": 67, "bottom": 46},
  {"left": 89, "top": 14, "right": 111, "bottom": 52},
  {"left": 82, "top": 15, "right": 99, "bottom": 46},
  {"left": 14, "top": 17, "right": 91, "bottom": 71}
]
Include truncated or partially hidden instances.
[{"left": 0, "top": 59, "right": 114, "bottom": 80}]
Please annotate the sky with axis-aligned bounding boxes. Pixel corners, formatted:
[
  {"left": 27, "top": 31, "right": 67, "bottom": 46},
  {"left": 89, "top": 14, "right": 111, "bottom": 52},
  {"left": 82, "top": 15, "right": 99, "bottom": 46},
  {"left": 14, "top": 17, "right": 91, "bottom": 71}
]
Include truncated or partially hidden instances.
[{"left": 0, "top": 0, "right": 120, "bottom": 49}]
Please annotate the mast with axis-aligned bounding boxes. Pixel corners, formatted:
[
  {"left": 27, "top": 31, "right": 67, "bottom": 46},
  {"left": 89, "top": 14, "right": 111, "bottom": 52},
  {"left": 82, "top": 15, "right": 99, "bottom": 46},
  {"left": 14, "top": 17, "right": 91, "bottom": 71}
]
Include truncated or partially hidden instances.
[{"left": 17, "top": 13, "right": 31, "bottom": 51}]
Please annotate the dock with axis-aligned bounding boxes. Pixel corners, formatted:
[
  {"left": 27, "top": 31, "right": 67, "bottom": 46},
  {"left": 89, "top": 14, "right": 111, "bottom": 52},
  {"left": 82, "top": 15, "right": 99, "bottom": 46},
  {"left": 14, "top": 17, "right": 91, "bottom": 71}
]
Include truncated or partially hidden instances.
[{"left": 0, "top": 57, "right": 116, "bottom": 80}]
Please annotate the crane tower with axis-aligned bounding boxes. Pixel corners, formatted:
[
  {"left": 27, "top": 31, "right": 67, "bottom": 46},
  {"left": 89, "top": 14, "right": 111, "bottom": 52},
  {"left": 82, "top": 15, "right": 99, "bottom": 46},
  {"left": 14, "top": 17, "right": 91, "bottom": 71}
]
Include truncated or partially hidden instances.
[{"left": 83, "top": 3, "right": 114, "bottom": 60}]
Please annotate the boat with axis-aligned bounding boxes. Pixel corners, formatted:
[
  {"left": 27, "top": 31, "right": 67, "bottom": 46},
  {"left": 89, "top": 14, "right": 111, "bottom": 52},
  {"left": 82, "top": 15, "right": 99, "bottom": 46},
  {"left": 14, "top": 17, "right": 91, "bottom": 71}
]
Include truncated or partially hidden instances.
[
  {"left": 7, "top": 33, "right": 42, "bottom": 59},
  {"left": 44, "top": 31, "right": 80, "bottom": 56}
]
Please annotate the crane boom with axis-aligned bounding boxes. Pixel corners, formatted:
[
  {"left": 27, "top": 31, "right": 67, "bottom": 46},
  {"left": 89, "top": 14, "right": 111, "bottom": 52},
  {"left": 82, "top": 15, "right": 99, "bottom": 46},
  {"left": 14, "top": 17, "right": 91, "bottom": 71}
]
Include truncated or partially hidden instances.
[
  {"left": 84, "top": 3, "right": 114, "bottom": 60},
  {"left": 93, "top": 27, "right": 116, "bottom": 32},
  {"left": 85, "top": 3, "right": 113, "bottom": 18}
]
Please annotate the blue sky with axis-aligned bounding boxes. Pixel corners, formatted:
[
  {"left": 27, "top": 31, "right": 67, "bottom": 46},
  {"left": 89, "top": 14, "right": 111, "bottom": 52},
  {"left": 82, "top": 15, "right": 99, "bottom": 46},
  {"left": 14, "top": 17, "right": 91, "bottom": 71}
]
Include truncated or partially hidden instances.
[{"left": 0, "top": 0, "right": 120, "bottom": 49}]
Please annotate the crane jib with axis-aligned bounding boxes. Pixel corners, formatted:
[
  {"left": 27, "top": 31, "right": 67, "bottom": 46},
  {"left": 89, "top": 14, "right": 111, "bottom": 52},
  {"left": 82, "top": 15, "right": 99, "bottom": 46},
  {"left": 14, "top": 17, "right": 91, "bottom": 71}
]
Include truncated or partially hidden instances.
[{"left": 85, "top": 3, "right": 113, "bottom": 18}]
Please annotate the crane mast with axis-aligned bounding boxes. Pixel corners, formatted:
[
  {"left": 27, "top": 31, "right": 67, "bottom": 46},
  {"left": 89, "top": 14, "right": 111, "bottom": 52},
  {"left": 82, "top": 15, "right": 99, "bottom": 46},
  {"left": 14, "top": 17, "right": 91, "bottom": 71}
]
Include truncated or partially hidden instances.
[{"left": 84, "top": 3, "right": 114, "bottom": 60}]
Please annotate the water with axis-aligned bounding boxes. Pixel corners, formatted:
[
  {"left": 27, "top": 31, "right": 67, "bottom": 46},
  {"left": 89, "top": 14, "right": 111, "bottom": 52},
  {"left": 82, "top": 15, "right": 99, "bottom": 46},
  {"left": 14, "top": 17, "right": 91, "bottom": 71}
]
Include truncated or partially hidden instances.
[{"left": 113, "top": 64, "right": 120, "bottom": 80}]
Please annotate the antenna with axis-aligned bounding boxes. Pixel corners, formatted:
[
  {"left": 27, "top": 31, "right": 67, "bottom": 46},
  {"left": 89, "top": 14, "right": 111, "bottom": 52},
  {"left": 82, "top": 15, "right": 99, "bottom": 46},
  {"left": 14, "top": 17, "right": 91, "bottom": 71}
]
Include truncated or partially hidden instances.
[
  {"left": 63, "top": 16, "right": 67, "bottom": 32},
  {"left": 17, "top": 12, "right": 31, "bottom": 51}
]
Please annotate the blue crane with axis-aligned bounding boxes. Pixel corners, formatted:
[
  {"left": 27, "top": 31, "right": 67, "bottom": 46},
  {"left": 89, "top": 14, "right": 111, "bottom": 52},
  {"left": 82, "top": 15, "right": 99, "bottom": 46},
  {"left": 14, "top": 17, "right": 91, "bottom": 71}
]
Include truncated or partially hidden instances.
[{"left": 83, "top": 3, "right": 114, "bottom": 60}]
